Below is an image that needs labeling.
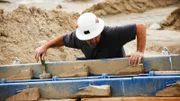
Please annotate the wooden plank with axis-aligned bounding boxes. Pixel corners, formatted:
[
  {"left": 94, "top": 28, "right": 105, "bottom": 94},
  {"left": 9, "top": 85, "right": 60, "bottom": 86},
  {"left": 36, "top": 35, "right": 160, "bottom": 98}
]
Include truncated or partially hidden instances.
[
  {"left": 156, "top": 82, "right": 180, "bottom": 97},
  {"left": 7, "top": 69, "right": 33, "bottom": 80},
  {"left": 58, "top": 64, "right": 89, "bottom": 78},
  {"left": 38, "top": 99, "right": 76, "bottom": 101},
  {"left": 154, "top": 71, "right": 180, "bottom": 74},
  {"left": 6, "top": 88, "right": 39, "bottom": 101},
  {"left": 81, "top": 97, "right": 180, "bottom": 101},
  {"left": 69, "top": 85, "right": 111, "bottom": 98},
  {"left": 115, "top": 64, "right": 144, "bottom": 75}
]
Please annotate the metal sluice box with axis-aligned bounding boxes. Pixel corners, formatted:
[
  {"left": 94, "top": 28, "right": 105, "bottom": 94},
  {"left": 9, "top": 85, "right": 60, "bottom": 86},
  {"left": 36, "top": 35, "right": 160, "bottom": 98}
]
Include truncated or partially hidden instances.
[{"left": 0, "top": 55, "right": 180, "bottom": 100}]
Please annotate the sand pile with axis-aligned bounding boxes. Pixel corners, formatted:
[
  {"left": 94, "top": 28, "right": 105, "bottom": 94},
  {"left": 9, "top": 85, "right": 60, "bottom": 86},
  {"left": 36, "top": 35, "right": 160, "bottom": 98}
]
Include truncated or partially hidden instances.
[
  {"left": 144, "top": 29, "right": 180, "bottom": 54},
  {"left": 0, "top": 5, "right": 82, "bottom": 65},
  {"left": 161, "top": 7, "right": 180, "bottom": 30},
  {"left": 83, "top": 0, "right": 180, "bottom": 16},
  {"left": 147, "top": 7, "right": 180, "bottom": 54}
]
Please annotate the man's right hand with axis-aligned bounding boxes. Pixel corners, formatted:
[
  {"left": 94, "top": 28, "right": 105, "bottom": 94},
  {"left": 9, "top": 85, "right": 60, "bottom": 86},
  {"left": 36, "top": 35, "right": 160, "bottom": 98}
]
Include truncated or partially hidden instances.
[{"left": 34, "top": 45, "right": 48, "bottom": 62}]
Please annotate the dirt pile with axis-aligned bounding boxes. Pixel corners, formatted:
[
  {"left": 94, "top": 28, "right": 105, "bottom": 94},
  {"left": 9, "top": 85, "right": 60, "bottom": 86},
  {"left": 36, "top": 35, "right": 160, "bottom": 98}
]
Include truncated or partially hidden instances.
[
  {"left": 0, "top": 5, "right": 82, "bottom": 65},
  {"left": 161, "top": 7, "right": 180, "bottom": 30},
  {"left": 144, "top": 30, "right": 180, "bottom": 54},
  {"left": 83, "top": 0, "right": 180, "bottom": 16}
]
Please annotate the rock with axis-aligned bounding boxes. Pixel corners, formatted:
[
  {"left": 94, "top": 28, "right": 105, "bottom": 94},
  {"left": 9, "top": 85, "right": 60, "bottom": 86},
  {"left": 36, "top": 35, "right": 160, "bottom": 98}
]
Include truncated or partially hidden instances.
[
  {"left": 58, "top": 64, "right": 89, "bottom": 78},
  {"left": 69, "top": 85, "right": 111, "bottom": 98},
  {"left": 115, "top": 64, "right": 144, "bottom": 75},
  {"left": 56, "top": 4, "right": 62, "bottom": 9},
  {"left": 6, "top": 88, "right": 40, "bottom": 101},
  {"left": 156, "top": 82, "right": 180, "bottom": 97},
  {"left": 12, "top": 57, "right": 21, "bottom": 64},
  {"left": 149, "top": 23, "right": 161, "bottom": 30},
  {"left": 7, "top": 69, "right": 33, "bottom": 80}
]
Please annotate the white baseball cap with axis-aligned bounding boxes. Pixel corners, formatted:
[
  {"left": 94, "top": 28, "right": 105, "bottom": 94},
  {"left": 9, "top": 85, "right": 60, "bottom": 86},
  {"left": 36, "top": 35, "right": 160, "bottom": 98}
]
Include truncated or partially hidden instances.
[{"left": 76, "top": 13, "right": 105, "bottom": 41}]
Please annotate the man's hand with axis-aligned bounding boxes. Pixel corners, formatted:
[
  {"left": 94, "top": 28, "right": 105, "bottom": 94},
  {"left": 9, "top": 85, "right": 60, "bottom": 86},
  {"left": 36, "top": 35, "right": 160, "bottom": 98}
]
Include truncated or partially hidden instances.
[
  {"left": 127, "top": 51, "right": 144, "bottom": 67},
  {"left": 34, "top": 45, "right": 47, "bottom": 62}
]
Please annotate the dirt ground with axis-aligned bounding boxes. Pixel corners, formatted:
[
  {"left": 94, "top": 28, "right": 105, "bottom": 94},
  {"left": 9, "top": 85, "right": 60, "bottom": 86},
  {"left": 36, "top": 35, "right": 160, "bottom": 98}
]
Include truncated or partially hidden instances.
[{"left": 0, "top": 0, "right": 180, "bottom": 65}]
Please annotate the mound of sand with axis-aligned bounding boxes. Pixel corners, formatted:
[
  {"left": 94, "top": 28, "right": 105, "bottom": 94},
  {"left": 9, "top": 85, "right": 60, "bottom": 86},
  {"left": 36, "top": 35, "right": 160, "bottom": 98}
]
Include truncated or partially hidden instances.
[
  {"left": 145, "top": 30, "right": 180, "bottom": 54},
  {"left": 161, "top": 7, "right": 180, "bottom": 30},
  {"left": 0, "top": 5, "right": 82, "bottom": 65},
  {"left": 83, "top": 0, "right": 180, "bottom": 16},
  {"left": 146, "top": 42, "right": 180, "bottom": 54}
]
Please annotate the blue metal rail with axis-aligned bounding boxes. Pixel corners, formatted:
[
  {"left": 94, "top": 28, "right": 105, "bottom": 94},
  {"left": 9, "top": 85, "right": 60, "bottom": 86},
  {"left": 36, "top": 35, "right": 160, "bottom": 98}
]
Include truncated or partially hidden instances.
[{"left": 0, "top": 75, "right": 180, "bottom": 101}]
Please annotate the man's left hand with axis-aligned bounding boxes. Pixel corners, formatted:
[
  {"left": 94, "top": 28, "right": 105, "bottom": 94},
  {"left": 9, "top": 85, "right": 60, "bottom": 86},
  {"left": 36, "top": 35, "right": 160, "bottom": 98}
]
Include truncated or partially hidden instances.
[{"left": 127, "top": 51, "right": 144, "bottom": 67}]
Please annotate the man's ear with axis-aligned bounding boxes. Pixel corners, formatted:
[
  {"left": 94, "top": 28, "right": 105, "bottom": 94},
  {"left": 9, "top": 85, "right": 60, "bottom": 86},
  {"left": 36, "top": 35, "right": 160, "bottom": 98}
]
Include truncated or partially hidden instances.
[{"left": 76, "top": 25, "right": 78, "bottom": 28}]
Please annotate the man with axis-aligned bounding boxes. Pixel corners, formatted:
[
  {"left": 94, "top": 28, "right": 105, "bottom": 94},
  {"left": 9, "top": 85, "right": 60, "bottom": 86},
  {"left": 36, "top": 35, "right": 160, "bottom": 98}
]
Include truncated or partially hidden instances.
[{"left": 35, "top": 13, "right": 146, "bottom": 66}]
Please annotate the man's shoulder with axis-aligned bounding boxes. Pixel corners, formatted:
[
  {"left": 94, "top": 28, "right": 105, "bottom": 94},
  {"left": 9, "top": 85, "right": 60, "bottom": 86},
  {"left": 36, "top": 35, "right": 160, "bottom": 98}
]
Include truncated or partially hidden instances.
[
  {"left": 105, "top": 24, "right": 136, "bottom": 29},
  {"left": 103, "top": 24, "right": 136, "bottom": 33}
]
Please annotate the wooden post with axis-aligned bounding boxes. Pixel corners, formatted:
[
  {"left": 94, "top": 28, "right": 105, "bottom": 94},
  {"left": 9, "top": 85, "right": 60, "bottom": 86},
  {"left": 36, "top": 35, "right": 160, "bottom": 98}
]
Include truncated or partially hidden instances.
[{"left": 81, "top": 97, "right": 180, "bottom": 101}]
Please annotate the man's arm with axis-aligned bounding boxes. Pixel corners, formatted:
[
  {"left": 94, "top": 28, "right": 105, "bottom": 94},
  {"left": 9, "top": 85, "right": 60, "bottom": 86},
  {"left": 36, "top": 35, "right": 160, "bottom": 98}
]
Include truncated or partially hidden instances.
[
  {"left": 34, "top": 34, "right": 65, "bottom": 62},
  {"left": 129, "top": 23, "right": 146, "bottom": 66}
]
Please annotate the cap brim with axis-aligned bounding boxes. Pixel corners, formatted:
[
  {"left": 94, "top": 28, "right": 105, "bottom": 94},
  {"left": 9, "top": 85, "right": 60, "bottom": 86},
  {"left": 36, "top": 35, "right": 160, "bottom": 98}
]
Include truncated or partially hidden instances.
[{"left": 76, "top": 18, "right": 104, "bottom": 41}]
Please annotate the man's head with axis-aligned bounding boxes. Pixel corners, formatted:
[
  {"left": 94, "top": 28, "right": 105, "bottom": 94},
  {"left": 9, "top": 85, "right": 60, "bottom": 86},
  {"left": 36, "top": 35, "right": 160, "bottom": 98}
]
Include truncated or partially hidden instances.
[{"left": 76, "top": 13, "right": 104, "bottom": 47}]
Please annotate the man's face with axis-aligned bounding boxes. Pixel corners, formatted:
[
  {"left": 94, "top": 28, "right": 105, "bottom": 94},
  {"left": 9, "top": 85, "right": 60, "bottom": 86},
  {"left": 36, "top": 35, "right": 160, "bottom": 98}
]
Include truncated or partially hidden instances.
[{"left": 86, "top": 34, "right": 101, "bottom": 48}]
